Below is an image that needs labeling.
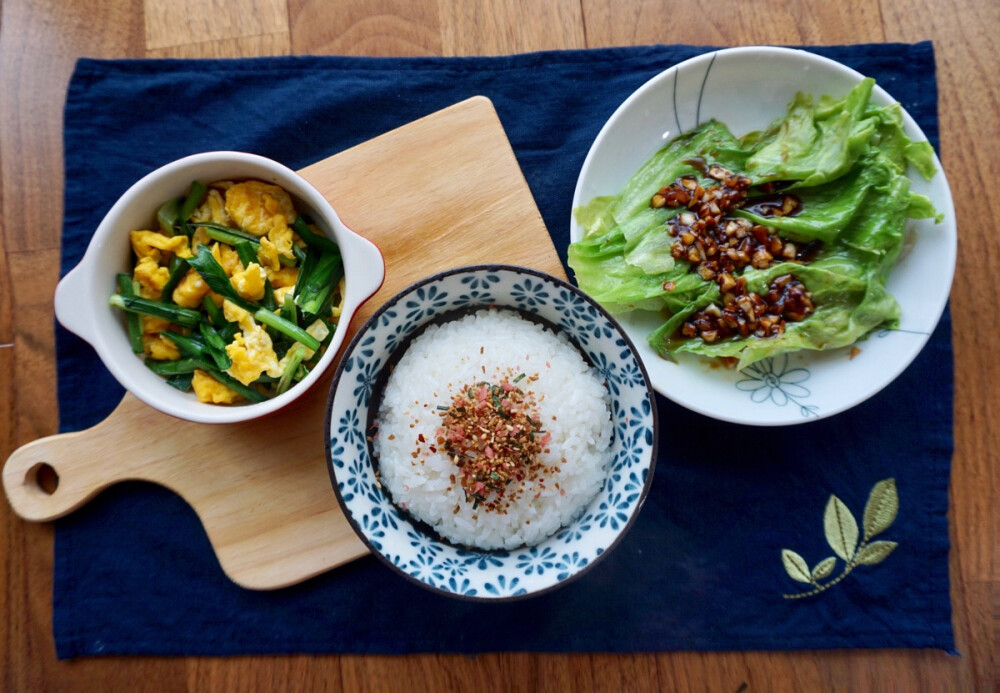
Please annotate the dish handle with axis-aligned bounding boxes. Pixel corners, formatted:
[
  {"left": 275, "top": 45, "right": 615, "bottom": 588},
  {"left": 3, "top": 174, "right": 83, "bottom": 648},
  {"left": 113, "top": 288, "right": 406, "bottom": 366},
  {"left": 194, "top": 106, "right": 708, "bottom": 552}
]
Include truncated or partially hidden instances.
[
  {"left": 54, "top": 262, "right": 97, "bottom": 346},
  {"left": 344, "top": 231, "right": 386, "bottom": 308}
]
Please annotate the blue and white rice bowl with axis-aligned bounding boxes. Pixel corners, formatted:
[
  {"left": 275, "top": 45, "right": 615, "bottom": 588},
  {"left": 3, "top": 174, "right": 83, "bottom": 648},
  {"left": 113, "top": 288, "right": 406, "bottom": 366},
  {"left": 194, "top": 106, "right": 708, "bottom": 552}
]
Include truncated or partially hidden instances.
[{"left": 325, "top": 265, "right": 658, "bottom": 600}]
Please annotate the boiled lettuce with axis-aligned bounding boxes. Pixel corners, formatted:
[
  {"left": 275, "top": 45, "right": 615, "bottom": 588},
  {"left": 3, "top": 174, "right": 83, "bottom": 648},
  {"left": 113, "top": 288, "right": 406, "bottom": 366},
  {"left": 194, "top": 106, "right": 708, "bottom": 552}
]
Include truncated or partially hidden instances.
[{"left": 567, "top": 78, "right": 941, "bottom": 369}]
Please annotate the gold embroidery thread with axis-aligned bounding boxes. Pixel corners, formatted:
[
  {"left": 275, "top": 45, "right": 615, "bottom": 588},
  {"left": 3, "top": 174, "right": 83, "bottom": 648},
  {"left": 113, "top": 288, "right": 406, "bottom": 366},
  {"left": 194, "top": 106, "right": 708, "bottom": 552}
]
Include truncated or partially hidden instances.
[{"left": 781, "top": 478, "right": 899, "bottom": 599}]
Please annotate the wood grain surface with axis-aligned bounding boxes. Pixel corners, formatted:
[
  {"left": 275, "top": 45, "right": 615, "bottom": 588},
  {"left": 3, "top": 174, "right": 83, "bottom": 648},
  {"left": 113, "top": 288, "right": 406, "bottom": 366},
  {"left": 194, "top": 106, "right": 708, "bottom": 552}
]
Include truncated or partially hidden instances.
[
  {"left": 1, "top": 0, "right": 996, "bottom": 690},
  {"left": 2, "top": 95, "right": 561, "bottom": 590}
]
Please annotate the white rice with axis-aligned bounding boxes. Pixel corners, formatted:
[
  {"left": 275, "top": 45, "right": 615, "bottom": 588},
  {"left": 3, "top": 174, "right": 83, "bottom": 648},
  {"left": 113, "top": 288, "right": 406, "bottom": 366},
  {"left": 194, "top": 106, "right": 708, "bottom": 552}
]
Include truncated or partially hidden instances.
[{"left": 373, "top": 309, "right": 613, "bottom": 550}]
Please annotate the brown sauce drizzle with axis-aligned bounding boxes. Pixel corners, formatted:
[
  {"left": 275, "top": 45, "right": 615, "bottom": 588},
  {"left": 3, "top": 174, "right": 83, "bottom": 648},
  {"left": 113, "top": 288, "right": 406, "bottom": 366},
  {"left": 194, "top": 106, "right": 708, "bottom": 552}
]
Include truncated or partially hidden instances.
[{"left": 651, "top": 163, "right": 818, "bottom": 343}]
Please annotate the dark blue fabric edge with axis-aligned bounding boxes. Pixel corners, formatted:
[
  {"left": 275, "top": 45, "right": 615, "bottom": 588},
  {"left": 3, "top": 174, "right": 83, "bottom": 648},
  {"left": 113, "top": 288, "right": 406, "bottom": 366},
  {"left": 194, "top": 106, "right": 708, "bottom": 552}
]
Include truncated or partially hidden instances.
[{"left": 68, "top": 42, "right": 929, "bottom": 76}]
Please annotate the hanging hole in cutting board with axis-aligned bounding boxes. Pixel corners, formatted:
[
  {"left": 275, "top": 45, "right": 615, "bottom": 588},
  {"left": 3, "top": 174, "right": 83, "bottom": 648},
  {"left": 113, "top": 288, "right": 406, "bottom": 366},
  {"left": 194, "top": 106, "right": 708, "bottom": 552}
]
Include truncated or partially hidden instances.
[{"left": 25, "top": 462, "right": 59, "bottom": 495}]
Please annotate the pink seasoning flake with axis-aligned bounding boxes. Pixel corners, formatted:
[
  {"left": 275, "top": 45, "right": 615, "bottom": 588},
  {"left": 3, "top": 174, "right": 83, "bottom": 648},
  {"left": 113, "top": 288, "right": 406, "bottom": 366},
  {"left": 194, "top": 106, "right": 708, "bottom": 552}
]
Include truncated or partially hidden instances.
[{"left": 485, "top": 446, "right": 494, "bottom": 459}]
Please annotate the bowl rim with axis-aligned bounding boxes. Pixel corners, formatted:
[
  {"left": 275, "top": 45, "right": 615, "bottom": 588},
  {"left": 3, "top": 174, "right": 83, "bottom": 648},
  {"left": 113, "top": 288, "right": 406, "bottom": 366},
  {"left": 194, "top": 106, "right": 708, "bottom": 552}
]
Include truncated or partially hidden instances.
[
  {"left": 325, "top": 263, "right": 659, "bottom": 601},
  {"left": 56, "top": 150, "right": 384, "bottom": 424},
  {"left": 569, "top": 45, "right": 957, "bottom": 426}
]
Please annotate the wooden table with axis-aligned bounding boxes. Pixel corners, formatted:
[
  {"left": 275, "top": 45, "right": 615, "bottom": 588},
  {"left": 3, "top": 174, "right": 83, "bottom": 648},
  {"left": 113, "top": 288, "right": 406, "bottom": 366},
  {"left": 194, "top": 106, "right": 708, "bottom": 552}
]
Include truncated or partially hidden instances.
[{"left": 1, "top": 0, "right": 996, "bottom": 690}]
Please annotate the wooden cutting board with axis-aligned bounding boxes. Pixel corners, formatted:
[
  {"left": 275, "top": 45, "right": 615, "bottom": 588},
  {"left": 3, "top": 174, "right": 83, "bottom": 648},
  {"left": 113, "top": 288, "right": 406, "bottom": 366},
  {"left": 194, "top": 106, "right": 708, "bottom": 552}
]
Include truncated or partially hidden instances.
[{"left": 2, "top": 96, "right": 564, "bottom": 590}]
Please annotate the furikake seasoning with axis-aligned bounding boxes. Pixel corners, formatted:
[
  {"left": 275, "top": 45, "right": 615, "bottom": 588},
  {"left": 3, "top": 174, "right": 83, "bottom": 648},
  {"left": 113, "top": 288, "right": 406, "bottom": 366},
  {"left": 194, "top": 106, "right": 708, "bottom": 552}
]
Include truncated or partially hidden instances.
[{"left": 433, "top": 370, "right": 554, "bottom": 514}]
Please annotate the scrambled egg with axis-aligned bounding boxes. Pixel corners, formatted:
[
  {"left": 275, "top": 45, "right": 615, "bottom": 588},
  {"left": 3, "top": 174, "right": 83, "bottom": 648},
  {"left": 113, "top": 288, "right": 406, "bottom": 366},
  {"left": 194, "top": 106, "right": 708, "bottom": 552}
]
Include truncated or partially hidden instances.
[
  {"left": 142, "top": 315, "right": 172, "bottom": 334},
  {"left": 225, "top": 181, "right": 296, "bottom": 237},
  {"left": 266, "top": 265, "right": 299, "bottom": 288},
  {"left": 231, "top": 262, "right": 266, "bottom": 302},
  {"left": 210, "top": 242, "right": 241, "bottom": 277},
  {"left": 223, "top": 181, "right": 298, "bottom": 270},
  {"left": 222, "top": 299, "right": 282, "bottom": 385},
  {"left": 191, "top": 369, "right": 242, "bottom": 404},
  {"left": 190, "top": 188, "right": 230, "bottom": 226},
  {"left": 172, "top": 269, "right": 210, "bottom": 308},
  {"left": 223, "top": 300, "right": 254, "bottom": 330},
  {"left": 132, "top": 255, "right": 170, "bottom": 299},
  {"left": 130, "top": 230, "right": 191, "bottom": 262},
  {"left": 190, "top": 226, "right": 211, "bottom": 252},
  {"left": 142, "top": 333, "right": 181, "bottom": 360}
]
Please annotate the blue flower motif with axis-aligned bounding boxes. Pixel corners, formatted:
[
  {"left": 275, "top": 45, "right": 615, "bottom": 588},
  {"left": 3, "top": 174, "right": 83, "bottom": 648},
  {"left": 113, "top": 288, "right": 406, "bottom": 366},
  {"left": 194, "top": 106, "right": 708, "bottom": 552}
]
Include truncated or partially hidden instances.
[
  {"left": 438, "top": 556, "right": 468, "bottom": 578},
  {"left": 447, "top": 576, "right": 477, "bottom": 596},
  {"left": 352, "top": 358, "right": 382, "bottom": 406},
  {"left": 360, "top": 514, "right": 386, "bottom": 543},
  {"left": 460, "top": 273, "right": 501, "bottom": 291},
  {"left": 576, "top": 304, "right": 615, "bottom": 341},
  {"left": 460, "top": 552, "right": 505, "bottom": 570},
  {"left": 383, "top": 322, "right": 409, "bottom": 356},
  {"left": 404, "top": 285, "right": 450, "bottom": 322},
  {"left": 515, "top": 545, "right": 559, "bottom": 575},
  {"left": 556, "top": 551, "right": 589, "bottom": 580},
  {"left": 407, "top": 551, "right": 444, "bottom": 586},
  {"left": 368, "top": 503, "right": 400, "bottom": 531},
  {"left": 407, "top": 529, "right": 443, "bottom": 558},
  {"left": 619, "top": 469, "right": 645, "bottom": 495},
  {"left": 553, "top": 289, "right": 591, "bottom": 327},
  {"left": 484, "top": 574, "right": 524, "bottom": 596},
  {"left": 593, "top": 492, "right": 629, "bottom": 530},
  {"left": 615, "top": 360, "right": 645, "bottom": 390},
  {"left": 338, "top": 407, "right": 363, "bottom": 447},
  {"left": 455, "top": 288, "right": 497, "bottom": 304},
  {"left": 364, "top": 479, "right": 384, "bottom": 506},
  {"left": 589, "top": 350, "right": 619, "bottom": 395},
  {"left": 377, "top": 308, "right": 398, "bottom": 328},
  {"left": 329, "top": 439, "right": 347, "bottom": 468},
  {"left": 556, "top": 514, "right": 594, "bottom": 543},
  {"left": 356, "top": 333, "right": 379, "bottom": 360},
  {"left": 736, "top": 354, "right": 817, "bottom": 417},
  {"left": 335, "top": 451, "right": 361, "bottom": 501},
  {"left": 510, "top": 278, "right": 550, "bottom": 309}
]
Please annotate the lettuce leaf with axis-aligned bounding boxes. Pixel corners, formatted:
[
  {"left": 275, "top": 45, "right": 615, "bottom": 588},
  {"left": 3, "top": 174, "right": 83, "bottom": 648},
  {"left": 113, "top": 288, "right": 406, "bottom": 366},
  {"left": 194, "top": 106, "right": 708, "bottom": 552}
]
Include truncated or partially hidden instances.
[{"left": 567, "top": 77, "right": 942, "bottom": 369}]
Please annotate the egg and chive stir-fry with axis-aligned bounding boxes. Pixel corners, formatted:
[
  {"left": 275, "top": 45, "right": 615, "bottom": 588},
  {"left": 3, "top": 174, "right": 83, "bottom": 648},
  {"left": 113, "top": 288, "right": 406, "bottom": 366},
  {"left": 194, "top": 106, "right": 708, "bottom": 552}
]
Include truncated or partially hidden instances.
[{"left": 109, "top": 179, "right": 345, "bottom": 404}]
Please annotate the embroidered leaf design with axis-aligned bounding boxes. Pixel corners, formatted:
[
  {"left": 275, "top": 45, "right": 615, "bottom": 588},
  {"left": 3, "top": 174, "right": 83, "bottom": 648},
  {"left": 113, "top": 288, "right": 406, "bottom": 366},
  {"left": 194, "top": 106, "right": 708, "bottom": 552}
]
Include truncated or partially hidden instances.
[
  {"left": 811, "top": 556, "right": 837, "bottom": 581},
  {"left": 862, "top": 478, "right": 899, "bottom": 541},
  {"left": 784, "top": 479, "right": 901, "bottom": 600},
  {"left": 854, "top": 540, "right": 898, "bottom": 566},
  {"left": 781, "top": 549, "right": 813, "bottom": 583},
  {"left": 823, "top": 495, "right": 859, "bottom": 561}
]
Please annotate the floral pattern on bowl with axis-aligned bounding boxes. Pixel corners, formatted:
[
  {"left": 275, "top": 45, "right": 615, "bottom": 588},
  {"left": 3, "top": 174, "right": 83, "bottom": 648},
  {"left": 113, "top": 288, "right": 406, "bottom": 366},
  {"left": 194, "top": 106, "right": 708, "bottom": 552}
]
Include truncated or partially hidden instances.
[{"left": 325, "top": 265, "right": 658, "bottom": 600}]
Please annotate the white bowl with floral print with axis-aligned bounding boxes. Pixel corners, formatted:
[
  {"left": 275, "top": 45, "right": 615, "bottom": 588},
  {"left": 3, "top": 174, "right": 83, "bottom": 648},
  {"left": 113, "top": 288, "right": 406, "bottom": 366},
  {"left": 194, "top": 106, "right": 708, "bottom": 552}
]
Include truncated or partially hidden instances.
[
  {"left": 571, "top": 47, "right": 956, "bottom": 425},
  {"left": 325, "top": 265, "right": 658, "bottom": 600}
]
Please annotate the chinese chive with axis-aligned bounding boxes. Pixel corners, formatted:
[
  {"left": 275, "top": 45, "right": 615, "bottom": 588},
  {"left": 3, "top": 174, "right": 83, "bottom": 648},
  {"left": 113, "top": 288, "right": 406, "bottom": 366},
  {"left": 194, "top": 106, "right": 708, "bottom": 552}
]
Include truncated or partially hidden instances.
[
  {"left": 234, "top": 240, "right": 259, "bottom": 269},
  {"left": 253, "top": 308, "right": 320, "bottom": 351},
  {"left": 109, "top": 293, "right": 201, "bottom": 328},
  {"left": 116, "top": 273, "right": 144, "bottom": 354},
  {"left": 178, "top": 181, "right": 207, "bottom": 222},
  {"left": 292, "top": 216, "right": 341, "bottom": 256},
  {"left": 201, "top": 295, "right": 226, "bottom": 327},
  {"left": 275, "top": 344, "right": 307, "bottom": 395},
  {"left": 159, "top": 256, "right": 188, "bottom": 303},
  {"left": 204, "top": 369, "right": 267, "bottom": 403}
]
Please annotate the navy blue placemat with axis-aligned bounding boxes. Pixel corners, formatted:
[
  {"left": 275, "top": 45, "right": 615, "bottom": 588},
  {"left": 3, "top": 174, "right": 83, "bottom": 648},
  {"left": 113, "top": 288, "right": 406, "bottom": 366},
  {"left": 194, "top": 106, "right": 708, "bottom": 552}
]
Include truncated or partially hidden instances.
[{"left": 54, "top": 42, "right": 954, "bottom": 658}]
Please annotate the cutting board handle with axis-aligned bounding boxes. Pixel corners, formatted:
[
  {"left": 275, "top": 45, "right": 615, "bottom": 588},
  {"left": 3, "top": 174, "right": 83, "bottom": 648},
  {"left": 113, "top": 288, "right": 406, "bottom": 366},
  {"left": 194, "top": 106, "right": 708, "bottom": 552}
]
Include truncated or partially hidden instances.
[{"left": 3, "top": 413, "right": 128, "bottom": 521}]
